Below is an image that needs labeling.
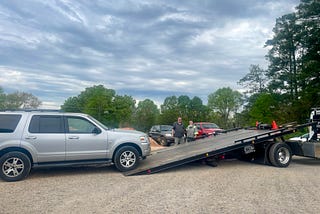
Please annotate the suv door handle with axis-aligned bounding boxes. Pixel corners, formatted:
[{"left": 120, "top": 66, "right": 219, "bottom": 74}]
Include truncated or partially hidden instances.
[
  {"left": 25, "top": 136, "right": 37, "bottom": 140},
  {"left": 68, "top": 136, "right": 79, "bottom": 139}
]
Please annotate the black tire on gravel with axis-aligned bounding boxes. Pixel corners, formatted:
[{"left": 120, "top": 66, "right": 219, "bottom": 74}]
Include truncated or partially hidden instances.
[
  {"left": 114, "top": 146, "right": 140, "bottom": 172},
  {"left": 159, "top": 137, "right": 168, "bottom": 146},
  {"left": 0, "top": 151, "right": 31, "bottom": 182},
  {"left": 269, "top": 143, "right": 292, "bottom": 167}
]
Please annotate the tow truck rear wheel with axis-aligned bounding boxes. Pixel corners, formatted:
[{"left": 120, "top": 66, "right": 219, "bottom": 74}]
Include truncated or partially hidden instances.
[{"left": 269, "top": 143, "right": 292, "bottom": 167}]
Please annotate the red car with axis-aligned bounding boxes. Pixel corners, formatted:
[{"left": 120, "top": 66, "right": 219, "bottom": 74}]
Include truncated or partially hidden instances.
[{"left": 194, "top": 122, "right": 223, "bottom": 138}]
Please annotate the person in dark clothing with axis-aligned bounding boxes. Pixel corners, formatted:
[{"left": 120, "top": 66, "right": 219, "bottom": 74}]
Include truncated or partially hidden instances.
[{"left": 172, "top": 117, "right": 185, "bottom": 146}]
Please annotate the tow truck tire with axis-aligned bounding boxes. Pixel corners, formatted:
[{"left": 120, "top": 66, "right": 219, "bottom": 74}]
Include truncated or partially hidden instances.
[
  {"left": 114, "top": 146, "right": 140, "bottom": 172},
  {"left": 269, "top": 143, "right": 292, "bottom": 167},
  {"left": 0, "top": 151, "right": 31, "bottom": 182}
]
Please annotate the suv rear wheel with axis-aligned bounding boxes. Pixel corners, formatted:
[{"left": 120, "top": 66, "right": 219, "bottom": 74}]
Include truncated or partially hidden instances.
[
  {"left": 0, "top": 152, "right": 31, "bottom": 182},
  {"left": 114, "top": 146, "right": 139, "bottom": 172}
]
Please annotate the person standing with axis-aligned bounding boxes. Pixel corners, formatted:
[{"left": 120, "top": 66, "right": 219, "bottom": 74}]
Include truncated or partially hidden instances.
[
  {"left": 172, "top": 117, "right": 185, "bottom": 146},
  {"left": 186, "top": 120, "right": 198, "bottom": 142}
]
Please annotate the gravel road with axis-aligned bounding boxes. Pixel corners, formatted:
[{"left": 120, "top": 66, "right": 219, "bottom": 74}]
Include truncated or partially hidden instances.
[{"left": 1, "top": 156, "right": 320, "bottom": 214}]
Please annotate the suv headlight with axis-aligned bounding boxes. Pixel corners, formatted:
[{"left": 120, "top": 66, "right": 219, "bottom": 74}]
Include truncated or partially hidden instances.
[
  {"left": 140, "top": 136, "right": 148, "bottom": 143},
  {"left": 165, "top": 133, "right": 172, "bottom": 137}
]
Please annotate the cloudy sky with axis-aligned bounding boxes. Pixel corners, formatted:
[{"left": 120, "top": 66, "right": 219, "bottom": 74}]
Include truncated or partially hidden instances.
[{"left": 0, "top": 0, "right": 300, "bottom": 108}]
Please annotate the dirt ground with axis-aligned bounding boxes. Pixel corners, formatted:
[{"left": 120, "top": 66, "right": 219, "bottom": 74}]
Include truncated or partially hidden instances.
[{"left": 1, "top": 156, "right": 320, "bottom": 214}]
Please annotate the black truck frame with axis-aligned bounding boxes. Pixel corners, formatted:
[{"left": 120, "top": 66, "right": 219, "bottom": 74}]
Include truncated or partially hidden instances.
[{"left": 125, "top": 122, "right": 319, "bottom": 176}]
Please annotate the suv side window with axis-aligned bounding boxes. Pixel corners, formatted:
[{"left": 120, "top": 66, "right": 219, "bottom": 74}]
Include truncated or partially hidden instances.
[
  {"left": 66, "top": 116, "right": 96, "bottom": 133},
  {"left": 0, "top": 114, "right": 22, "bottom": 133},
  {"left": 29, "top": 115, "right": 64, "bottom": 133}
]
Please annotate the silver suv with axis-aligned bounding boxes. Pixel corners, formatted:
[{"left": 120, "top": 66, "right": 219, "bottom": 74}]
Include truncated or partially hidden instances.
[{"left": 0, "top": 111, "right": 151, "bottom": 182}]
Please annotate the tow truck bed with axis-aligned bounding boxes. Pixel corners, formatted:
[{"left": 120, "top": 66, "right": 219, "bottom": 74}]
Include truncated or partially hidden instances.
[{"left": 125, "top": 128, "right": 280, "bottom": 176}]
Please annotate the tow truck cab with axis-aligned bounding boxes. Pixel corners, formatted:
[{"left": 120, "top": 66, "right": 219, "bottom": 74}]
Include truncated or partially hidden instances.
[{"left": 309, "top": 108, "right": 320, "bottom": 141}]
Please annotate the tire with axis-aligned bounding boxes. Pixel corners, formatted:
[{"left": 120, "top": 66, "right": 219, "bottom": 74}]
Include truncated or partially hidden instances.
[
  {"left": 159, "top": 137, "right": 168, "bottom": 146},
  {"left": 114, "top": 146, "right": 140, "bottom": 172},
  {"left": 0, "top": 152, "right": 31, "bottom": 182},
  {"left": 269, "top": 143, "right": 292, "bottom": 167}
]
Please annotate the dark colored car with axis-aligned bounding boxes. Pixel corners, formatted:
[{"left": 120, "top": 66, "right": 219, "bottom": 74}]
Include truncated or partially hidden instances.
[
  {"left": 194, "top": 122, "right": 223, "bottom": 138},
  {"left": 148, "top": 125, "right": 174, "bottom": 146}
]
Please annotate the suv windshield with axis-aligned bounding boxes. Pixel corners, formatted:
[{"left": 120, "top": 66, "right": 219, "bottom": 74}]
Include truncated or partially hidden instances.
[
  {"left": 161, "top": 125, "right": 173, "bottom": 131},
  {"left": 88, "top": 115, "right": 109, "bottom": 130}
]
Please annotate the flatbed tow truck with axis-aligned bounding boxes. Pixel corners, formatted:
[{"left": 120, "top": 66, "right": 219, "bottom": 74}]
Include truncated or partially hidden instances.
[{"left": 125, "top": 108, "right": 320, "bottom": 176}]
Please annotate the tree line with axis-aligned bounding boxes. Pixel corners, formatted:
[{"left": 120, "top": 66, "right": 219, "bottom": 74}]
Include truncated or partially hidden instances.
[
  {"left": 0, "top": 87, "right": 41, "bottom": 110},
  {"left": 239, "top": 0, "right": 320, "bottom": 125},
  {"left": 1, "top": 0, "right": 319, "bottom": 132},
  {"left": 59, "top": 85, "right": 243, "bottom": 132}
]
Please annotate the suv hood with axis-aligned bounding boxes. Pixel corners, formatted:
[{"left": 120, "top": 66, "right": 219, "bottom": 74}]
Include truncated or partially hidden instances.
[{"left": 113, "top": 128, "right": 146, "bottom": 135}]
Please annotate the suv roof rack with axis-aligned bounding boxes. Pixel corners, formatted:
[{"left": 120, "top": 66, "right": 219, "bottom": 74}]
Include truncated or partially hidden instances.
[{"left": 1, "top": 109, "right": 64, "bottom": 112}]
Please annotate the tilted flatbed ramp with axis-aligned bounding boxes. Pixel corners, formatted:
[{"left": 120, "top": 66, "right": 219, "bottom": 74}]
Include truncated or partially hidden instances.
[{"left": 125, "top": 128, "right": 293, "bottom": 176}]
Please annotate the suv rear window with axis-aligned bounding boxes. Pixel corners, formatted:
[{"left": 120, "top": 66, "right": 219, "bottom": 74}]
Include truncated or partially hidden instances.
[
  {"left": 0, "top": 114, "right": 22, "bottom": 133},
  {"left": 29, "top": 115, "right": 64, "bottom": 133}
]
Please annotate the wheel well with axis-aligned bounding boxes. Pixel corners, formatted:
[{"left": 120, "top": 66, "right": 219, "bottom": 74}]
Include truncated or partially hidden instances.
[
  {"left": 0, "top": 147, "right": 33, "bottom": 164},
  {"left": 112, "top": 143, "right": 142, "bottom": 161}
]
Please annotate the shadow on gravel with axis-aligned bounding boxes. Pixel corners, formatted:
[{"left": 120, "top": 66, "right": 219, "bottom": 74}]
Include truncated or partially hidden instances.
[
  {"left": 26, "top": 159, "right": 254, "bottom": 180},
  {"left": 292, "top": 157, "right": 320, "bottom": 166},
  {"left": 28, "top": 164, "right": 118, "bottom": 179},
  {"left": 148, "top": 158, "right": 247, "bottom": 175}
]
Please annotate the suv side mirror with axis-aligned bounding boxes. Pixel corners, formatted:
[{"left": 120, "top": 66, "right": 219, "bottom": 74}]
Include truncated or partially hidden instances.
[{"left": 92, "top": 127, "right": 101, "bottom": 134}]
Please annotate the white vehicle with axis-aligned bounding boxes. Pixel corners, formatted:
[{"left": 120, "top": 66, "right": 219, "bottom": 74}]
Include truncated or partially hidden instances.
[
  {"left": 289, "top": 133, "right": 309, "bottom": 142},
  {"left": 308, "top": 108, "right": 320, "bottom": 141}
]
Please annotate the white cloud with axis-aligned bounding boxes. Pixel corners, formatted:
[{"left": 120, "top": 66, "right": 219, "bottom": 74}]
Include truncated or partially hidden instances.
[
  {"left": 158, "top": 11, "right": 204, "bottom": 23},
  {"left": 43, "top": 0, "right": 87, "bottom": 25}
]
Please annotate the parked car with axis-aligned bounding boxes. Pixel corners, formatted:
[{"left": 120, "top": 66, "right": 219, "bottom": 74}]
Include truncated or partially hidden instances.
[
  {"left": 148, "top": 125, "right": 174, "bottom": 146},
  {"left": 194, "top": 122, "right": 223, "bottom": 138},
  {"left": 0, "top": 111, "right": 151, "bottom": 182},
  {"left": 289, "top": 133, "right": 309, "bottom": 142}
]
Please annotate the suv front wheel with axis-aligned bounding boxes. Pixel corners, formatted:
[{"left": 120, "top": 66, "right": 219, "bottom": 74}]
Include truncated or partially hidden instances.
[
  {"left": 114, "top": 146, "right": 139, "bottom": 172},
  {"left": 0, "top": 151, "right": 31, "bottom": 182}
]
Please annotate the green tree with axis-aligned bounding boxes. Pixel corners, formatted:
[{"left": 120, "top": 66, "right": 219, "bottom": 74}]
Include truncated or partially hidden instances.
[
  {"left": 61, "top": 85, "right": 135, "bottom": 127},
  {"left": 61, "top": 97, "right": 81, "bottom": 112},
  {"left": 238, "top": 64, "right": 267, "bottom": 94},
  {"left": 208, "top": 87, "right": 243, "bottom": 128},
  {"left": 248, "top": 93, "right": 279, "bottom": 124},
  {"left": 0, "top": 87, "right": 5, "bottom": 110},
  {"left": 133, "top": 99, "right": 159, "bottom": 132},
  {"left": 113, "top": 95, "right": 135, "bottom": 128},
  {"left": 189, "top": 96, "right": 211, "bottom": 122},
  {"left": 177, "top": 95, "right": 191, "bottom": 122},
  {"left": 264, "top": 0, "right": 320, "bottom": 122},
  {"left": 159, "top": 95, "right": 209, "bottom": 126},
  {"left": 296, "top": 0, "right": 320, "bottom": 114},
  {"left": 4, "top": 91, "right": 41, "bottom": 109},
  {"left": 159, "top": 96, "right": 179, "bottom": 125},
  {"left": 265, "top": 12, "right": 300, "bottom": 101}
]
